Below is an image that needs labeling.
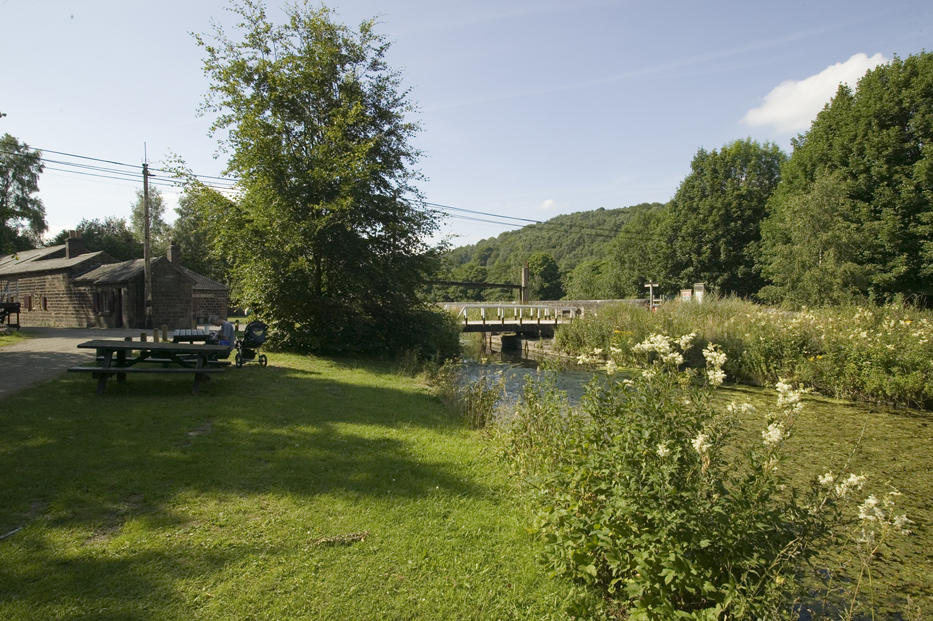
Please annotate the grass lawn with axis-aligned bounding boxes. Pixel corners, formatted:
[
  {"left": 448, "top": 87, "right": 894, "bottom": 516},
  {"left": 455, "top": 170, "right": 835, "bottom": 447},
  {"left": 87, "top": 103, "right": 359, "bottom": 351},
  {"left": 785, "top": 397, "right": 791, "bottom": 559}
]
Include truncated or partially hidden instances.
[
  {"left": 0, "top": 329, "right": 29, "bottom": 348},
  {"left": 0, "top": 354, "right": 574, "bottom": 620}
]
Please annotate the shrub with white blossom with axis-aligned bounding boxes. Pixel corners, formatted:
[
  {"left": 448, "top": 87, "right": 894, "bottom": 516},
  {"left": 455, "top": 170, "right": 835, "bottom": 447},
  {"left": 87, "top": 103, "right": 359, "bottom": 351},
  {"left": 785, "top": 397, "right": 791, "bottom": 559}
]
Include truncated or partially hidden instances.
[{"left": 502, "top": 333, "right": 910, "bottom": 619}]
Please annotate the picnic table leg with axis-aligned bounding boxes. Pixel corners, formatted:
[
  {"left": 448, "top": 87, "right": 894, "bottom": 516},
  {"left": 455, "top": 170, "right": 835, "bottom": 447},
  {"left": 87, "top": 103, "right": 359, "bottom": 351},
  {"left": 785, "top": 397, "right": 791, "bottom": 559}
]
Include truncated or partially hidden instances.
[
  {"left": 117, "top": 337, "right": 130, "bottom": 383},
  {"left": 192, "top": 355, "right": 205, "bottom": 395},
  {"left": 97, "top": 351, "right": 113, "bottom": 396}
]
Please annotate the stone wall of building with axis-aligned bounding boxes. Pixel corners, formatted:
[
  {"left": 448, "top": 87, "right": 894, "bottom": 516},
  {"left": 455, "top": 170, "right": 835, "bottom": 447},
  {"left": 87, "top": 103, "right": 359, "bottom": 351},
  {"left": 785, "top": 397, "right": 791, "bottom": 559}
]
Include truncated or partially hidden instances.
[
  {"left": 150, "top": 262, "right": 194, "bottom": 330},
  {"left": 5, "top": 272, "right": 97, "bottom": 328},
  {"left": 193, "top": 291, "right": 229, "bottom": 322}
]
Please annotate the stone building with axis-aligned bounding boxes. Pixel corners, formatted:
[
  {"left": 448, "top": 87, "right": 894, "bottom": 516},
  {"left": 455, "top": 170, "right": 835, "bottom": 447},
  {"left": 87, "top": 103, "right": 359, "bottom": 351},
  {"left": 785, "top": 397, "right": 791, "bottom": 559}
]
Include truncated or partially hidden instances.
[{"left": 0, "top": 233, "right": 228, "bottom": 329}]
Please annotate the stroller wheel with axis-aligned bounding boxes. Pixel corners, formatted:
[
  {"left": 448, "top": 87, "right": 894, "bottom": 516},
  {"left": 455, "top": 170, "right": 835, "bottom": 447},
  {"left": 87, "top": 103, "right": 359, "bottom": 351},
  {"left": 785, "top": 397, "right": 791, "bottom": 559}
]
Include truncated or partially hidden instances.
[
  {"left": 259, "top": 354, "right": 268, "bottom": 367},
  {"left": 235, "top": 353, "right": 243, "bottom": 368}
]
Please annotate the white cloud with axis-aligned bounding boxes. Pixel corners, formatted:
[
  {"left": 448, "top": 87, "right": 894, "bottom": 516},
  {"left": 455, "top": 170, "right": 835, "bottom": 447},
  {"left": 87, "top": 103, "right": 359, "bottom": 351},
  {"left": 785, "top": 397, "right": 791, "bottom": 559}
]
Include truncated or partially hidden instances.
[
  {"left": 537, "top": 199, "right": 557, "bottom": 211},
  {"left": 742, "top": 52, "right": 889, "bottom": 133}
]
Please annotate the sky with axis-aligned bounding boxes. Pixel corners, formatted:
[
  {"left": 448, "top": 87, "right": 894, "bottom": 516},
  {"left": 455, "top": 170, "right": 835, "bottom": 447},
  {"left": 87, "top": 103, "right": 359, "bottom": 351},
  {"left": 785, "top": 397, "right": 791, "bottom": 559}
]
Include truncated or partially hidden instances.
[{"left": 1, "top": 0, "right": 931, "bottom": 248}]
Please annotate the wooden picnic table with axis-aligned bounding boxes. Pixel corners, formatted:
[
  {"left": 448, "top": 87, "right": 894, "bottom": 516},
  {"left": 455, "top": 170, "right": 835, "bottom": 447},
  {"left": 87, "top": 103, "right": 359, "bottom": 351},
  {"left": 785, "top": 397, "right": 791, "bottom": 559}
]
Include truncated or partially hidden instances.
[
  {"left": 68, "top": 339, "right": 231, "bottom": 395},
  {"left": 172, "top": 329, "right": 213, "bottom": 343}
]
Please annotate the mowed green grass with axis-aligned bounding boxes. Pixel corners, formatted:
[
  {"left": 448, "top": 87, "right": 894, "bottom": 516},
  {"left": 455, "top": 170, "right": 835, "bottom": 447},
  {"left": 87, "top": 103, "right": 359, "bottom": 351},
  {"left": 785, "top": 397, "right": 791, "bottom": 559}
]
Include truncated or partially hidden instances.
[{"left": 0, "top": 354, "right": 572, "bottom": 620}]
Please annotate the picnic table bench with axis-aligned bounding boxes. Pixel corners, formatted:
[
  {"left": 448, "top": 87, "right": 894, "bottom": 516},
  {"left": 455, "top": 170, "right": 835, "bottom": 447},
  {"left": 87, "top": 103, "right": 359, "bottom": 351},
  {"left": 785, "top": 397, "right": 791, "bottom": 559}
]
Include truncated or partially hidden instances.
[{"left": 69, "top": 339, "right": 232, "bottom": 395}]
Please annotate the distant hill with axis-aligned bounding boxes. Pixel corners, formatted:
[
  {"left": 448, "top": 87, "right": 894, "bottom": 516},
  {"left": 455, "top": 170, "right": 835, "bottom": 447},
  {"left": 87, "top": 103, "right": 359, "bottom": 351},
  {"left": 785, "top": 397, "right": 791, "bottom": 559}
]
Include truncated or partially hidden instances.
[
  {"left": 446, "top": 203, "right": 662, "bottom": 272},
  {"left": 430, "top": 203, "right": 663, "bottom": 301}
]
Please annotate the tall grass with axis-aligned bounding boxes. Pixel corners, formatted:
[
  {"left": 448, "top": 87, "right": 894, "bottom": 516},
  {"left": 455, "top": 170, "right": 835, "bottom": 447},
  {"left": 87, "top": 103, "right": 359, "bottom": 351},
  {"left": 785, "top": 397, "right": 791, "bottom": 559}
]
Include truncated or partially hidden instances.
[{"left": 555, "top": 297, "right": 933, "bottom": 408}]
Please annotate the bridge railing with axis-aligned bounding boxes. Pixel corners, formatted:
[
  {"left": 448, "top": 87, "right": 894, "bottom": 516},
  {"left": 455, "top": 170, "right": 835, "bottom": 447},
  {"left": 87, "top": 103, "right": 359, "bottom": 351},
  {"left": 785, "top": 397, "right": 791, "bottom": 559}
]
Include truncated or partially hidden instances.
[{"left": 443, "top": 303, "right": 584, "bottom": 325}]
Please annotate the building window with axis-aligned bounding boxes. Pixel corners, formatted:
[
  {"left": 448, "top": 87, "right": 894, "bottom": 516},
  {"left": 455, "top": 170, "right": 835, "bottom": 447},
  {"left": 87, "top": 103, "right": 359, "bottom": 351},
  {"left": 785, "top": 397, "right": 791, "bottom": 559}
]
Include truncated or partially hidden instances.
[
  {"left": 23, "top": 294, "right": 33, "bottom": 311},
  {"left": 41, "top": 295, "right": 49, "bottom": 311}
]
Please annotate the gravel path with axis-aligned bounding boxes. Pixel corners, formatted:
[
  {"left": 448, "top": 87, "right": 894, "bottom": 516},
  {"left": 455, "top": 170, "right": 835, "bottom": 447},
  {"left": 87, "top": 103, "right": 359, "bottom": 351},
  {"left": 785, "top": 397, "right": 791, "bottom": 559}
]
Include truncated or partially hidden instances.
[{"left": 0, "top": 327, "right": 163, "bottom": 399}]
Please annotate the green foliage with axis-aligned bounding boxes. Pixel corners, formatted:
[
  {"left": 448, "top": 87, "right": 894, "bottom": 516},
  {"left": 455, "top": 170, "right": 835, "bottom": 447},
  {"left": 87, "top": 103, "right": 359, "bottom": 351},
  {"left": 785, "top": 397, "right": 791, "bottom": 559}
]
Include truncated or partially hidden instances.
[
  {"left": 563, "top": 259, "right": 614, "bottom": 300},
  {"left": 605, "top": 202, "right": 670, "bottom": 297},
  {"left": 48, "top": 216, "right": 138, "bottom": 261},
  {"left": 758, "top": 172, "right": 873, "bottom": 306},
  {"left": 760, "top": 51, "right": 933, "bottom": 301},
  {"left": 438, "top": 205, "right": 662, "bottom": 301},
  {"left": 0, "top": 133, "right": 46, "bottom": 252},
  {"left": 554, "top": 297, "right": 933, "bottom": 409},
  {"left": 528, "top": 251, "right": 563, "bottom": 300},
  {"left": 172, "top": 186, "right": 229, "bottom": 282},
  {"left": 663, "top": 139, "right": 786, "bottom": 297},
  {"left": 195, "top": 0, "right": 443, "bottom": 356},
  {"left": 429, "top": 359, "right": 504, "bottom": 429},
  {"left": 129, "top": 186, "right": 171, "bottom": 257},
  {"left": 505, "top": 337, "right": 837, "bottom": 619}
]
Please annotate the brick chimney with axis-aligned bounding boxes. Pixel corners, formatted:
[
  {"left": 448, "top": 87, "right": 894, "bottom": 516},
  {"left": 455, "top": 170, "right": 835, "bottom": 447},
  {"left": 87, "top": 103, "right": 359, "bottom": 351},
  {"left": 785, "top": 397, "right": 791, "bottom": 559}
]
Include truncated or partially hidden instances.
[
  {"left": 167, "top": 241, "right": 181, "bottom": 265},
  {"left": 65, "top": 230, "right": 86, "bottom": 259}
]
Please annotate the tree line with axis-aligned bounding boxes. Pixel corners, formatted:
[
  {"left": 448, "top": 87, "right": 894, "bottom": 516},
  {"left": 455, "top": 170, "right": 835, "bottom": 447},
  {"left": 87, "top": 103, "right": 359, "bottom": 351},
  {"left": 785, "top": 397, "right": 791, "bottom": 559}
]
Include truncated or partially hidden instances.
[
  {"left": 435, "top": 51, "right": 933, "bottom": 307},
  {"left": 3, "top": 8, "right": 931, "bottom": 358}
]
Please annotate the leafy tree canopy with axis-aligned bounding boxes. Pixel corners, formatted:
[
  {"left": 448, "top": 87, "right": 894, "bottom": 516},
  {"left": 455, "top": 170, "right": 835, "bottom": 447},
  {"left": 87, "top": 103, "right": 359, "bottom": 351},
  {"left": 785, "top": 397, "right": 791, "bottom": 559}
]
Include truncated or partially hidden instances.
[
  {"left": 527, "top": 252, "right": 563, "bottom": 300},
  {"left": 605, "top": 202, "right": 670, "bottom": 298},
  {"left": 129, "top": 186, "right": 170, "bottom": 256},
  {"left": 172, "top": 186, "right": 230, "bottom": 282},
  {"left": 663, "top": 138, "right": 786, "bottom": 297},
  {"left": 195, "top": 0, "right": 447, "bottom": 356},
  {"left": 49, "top": 216, "right": 138, "bottom": 261},
  {"left": 760, "top": 51, "right": 933, "bottom": 302},
  {"left": 0, "top": 134, "right": 47, "bottom": 253}
]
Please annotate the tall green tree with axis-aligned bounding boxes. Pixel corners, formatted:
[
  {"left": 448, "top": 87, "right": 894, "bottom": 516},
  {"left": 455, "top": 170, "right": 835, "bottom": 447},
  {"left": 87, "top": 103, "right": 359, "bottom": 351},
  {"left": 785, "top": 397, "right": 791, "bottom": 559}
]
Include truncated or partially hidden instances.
[
  {"left": 758, "top": 172, "right": 874, "bottom": 306},
  {"left": 172, "top": 186, "right": 230, "bottom": 282},
  {"left": 527, "top": 252, "right": 563, "bottom": 300},
  {"left": 49, "top": 216, "right": 138, "bottom": 261},
  {"left": 0, "top": 134, "right": 47, "bottom": 252},
  {"left": 129, "top": 186, "right": 170, "bottom": 256},
  {"left": 663, "top": 139, "right": 785, "bottom": 297},
  {"left": 759, "top": 51, "right": 933, "bottom": 302},
  {"left": 196, "top": 0, "right": 442, "bottom": 354},
  {"left": 606, "top": 202, "right": 669, "bottom": 297}
]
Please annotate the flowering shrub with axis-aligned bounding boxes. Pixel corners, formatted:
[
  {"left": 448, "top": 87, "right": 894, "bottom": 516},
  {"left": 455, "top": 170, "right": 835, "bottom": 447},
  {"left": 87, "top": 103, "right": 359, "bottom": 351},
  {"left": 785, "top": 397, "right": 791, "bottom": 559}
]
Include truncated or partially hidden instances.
[
  {"left": 555, "top": 298, "right": 933, "bottom": 408},
  {"left": 502, "top": 334, "right": 910, "bottom": 619}
]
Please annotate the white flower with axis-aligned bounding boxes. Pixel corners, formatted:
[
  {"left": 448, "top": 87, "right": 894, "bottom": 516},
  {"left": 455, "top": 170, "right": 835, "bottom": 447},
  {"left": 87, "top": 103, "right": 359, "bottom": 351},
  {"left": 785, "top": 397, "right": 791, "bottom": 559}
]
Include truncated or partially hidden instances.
[
  {"left": 662, "top": 352, "right": 684, "bottom": 366},
  {"left": 893, "top": 514, "right": 913, "bottom": 534},
  {"left": 818, "top": 472, "right": 835, "bottom": 487},
  {"left": 656, "top": 443, "right": 670, "bottom": 458},
  {"left": 702, "top": 344, "right": 727, "bottom": 368},
  {"left": 726, "top": 402, "right": 756, "bottom": 416},
  {"left": 858, "top": 495, "right": 880, "bottom": 521},
  {"left": 692, "top": 433, "right": 711, "bottom": 455},
  {"left": 605, "top": 359, "right": 618, "bottom": 376},
  {"left": 642, "top": 367, "right": 658, "bottom": 380},
  {"left": 677, "top": 332, "right": 696, "bottom": 350},
  {"left": 576, "top": 354, "right": 590, "bottom": 365},
  {"left": 834, "top": 473, "right": 867, "bottom": 498},
  {"left": 592, "top": 348, "right": 603, "bottom": 356},
  {"left": 610, "top": 346, "right": 622, "bottom": 355},
  {"left": 707, "top": 368, "right": 726, "bottom": 387},
  {"left": 762, "top": 422, "right": 785, "bottom": 447},
  {"left": 632, "top": 334, "right": 674, "bottom": 356}
]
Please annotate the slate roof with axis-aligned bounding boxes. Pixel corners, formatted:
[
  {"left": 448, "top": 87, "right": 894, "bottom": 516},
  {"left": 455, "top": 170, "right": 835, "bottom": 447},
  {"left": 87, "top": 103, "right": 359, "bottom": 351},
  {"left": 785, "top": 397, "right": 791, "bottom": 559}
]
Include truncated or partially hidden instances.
[
  {"left": 0, "top": 246, "right": 110, "bottom": 277},
  {"left": 74, "top": 256, "right": 196, "bottom": 286},
  {"left": 180, "top": 266, "right": 228, "bottom": 292}
]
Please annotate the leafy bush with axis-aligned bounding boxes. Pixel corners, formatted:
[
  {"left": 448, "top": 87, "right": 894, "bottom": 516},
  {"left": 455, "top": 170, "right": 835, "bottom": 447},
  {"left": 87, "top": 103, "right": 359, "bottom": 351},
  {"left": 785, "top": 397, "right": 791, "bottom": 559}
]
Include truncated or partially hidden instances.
[
  {"left": 555, "top": 297, "right": 933, "bottom": 408},
  {"left": 500, "top": 334, "right": 911, "bottom": 619}
]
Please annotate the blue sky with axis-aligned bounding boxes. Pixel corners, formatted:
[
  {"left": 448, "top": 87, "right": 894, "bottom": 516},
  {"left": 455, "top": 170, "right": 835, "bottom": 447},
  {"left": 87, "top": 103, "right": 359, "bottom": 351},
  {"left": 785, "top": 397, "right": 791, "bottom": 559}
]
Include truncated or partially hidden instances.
[{"left": 1, "top": 0, "right": 930, "bottom": 247}]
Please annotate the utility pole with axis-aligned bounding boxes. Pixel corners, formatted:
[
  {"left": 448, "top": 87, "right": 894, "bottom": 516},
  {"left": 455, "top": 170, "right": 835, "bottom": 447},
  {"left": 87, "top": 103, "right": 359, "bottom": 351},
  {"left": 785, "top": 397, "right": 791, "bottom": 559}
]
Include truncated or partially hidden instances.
[{"left": 143, "top": 156, "right": 153, "bottom": 328}]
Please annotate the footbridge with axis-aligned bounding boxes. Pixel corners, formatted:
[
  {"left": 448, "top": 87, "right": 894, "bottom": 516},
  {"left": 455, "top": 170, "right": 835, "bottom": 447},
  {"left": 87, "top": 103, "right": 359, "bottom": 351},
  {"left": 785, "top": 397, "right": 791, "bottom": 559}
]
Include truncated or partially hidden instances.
[{"left": 443, "top": 303, "right": 585, "bottom": 337}]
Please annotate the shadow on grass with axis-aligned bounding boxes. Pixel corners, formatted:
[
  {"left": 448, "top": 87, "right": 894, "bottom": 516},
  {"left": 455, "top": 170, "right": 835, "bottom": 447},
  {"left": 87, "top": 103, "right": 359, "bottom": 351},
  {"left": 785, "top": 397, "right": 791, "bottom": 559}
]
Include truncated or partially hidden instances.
[{"left": 0, "top": 357, "right": 486, "bottom": 616}]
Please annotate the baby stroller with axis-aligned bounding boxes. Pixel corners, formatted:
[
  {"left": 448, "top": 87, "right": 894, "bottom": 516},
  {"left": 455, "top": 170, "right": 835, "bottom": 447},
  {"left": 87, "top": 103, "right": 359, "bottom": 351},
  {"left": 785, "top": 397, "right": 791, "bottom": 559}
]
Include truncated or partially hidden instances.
[{"left": 234, "top": 320, "right": 268, "bottom": 368}]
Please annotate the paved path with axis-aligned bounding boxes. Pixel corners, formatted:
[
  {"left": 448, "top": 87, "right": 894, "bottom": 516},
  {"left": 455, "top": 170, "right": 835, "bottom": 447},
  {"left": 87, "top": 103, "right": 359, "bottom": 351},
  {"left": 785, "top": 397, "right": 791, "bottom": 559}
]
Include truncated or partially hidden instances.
[{"left": 0, "top": 327, "right": 160, "bottom": 399}]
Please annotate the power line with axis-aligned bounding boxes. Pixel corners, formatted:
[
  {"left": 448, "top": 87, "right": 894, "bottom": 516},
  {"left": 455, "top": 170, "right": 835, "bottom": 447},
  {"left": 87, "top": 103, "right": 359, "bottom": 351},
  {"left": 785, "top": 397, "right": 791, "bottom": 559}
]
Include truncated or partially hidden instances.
[{"left": 3, "top": 142, "right": 663, "bottom": 241}]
